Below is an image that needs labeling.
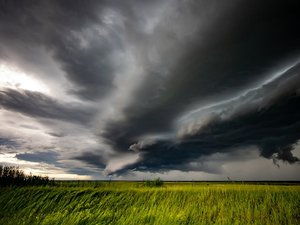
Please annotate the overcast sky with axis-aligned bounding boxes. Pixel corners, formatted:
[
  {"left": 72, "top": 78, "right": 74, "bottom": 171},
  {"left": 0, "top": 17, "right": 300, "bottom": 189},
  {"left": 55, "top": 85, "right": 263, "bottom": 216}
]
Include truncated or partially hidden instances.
[{"left": 0, "top": 0, "right": 300, "bottom": 180}]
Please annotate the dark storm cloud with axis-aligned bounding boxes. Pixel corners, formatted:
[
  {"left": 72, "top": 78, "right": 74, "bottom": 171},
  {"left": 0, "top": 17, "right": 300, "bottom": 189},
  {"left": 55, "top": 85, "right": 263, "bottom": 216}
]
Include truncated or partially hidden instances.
[
  {"left": 102, "top": 0, "right": 300, "bottom": 153},
  {"left": 67, "top": 167, "right": 102, "bottom": 176},
  {"left": 16, "top": 151, "right": 59, "bottom": 165},
  {"left": 47, "top": 132, "right": 65, "bottom": 138},
  {"left": 111, "top": 63, "right": 300, "bottom": 174},
  {"left": 0, "top": 88, "right": 95, "bottom": 124},
  {"left": 73, "top": 152, "right": 106, "bottom": 169},
  {"left": 0, "top": 138, "right": 19, "bottom": 149},
  {"left": 0, "top": 0, "right": 123, "bottom": 100},
  {"left": 137, "top": 93, "right": 300, "bottom": 170},
  {"left": 1, "top": 0, "right": 300, "bottom": 177},
  {"left": 16, "top": 150, "right": 105, "bottom": 176}
]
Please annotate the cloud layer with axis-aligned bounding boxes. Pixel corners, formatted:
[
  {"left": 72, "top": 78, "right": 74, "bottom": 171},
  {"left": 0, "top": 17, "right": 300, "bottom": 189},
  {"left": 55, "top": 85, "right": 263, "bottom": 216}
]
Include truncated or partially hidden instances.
[{"left": 0, "top": 0, "right": 300, "bottom": 179}]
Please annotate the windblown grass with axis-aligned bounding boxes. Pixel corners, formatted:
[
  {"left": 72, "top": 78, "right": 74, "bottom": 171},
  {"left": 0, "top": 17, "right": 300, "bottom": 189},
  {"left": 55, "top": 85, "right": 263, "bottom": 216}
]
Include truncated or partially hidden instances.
[{"left": 0, "top": 182, "right": 299, "bottom": 225}]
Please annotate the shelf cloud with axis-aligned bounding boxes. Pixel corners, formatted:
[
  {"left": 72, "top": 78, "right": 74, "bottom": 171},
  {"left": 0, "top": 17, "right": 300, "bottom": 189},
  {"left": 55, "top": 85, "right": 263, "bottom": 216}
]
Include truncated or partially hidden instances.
[{"left": 0, "top": 0, "right": 299, "bottom": 180}]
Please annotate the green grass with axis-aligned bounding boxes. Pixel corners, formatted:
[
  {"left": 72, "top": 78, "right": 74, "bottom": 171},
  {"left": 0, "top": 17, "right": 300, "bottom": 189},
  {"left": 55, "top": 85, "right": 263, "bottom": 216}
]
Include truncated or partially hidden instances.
[{"left": 0, "top": 182, "right": 299, "bottom": 225}]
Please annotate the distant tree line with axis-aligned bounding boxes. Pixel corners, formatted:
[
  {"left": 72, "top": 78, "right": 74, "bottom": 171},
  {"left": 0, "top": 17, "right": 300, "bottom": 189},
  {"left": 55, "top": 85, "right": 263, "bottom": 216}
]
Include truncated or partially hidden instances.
[{"left": 0, "top": 165, "right": 53, "bottom": 187}]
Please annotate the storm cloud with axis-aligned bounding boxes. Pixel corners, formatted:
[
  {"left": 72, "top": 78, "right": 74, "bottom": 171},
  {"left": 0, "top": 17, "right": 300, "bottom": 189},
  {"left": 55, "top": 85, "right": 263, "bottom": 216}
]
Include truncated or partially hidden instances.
[
  {"left": 101, "top": 0, "right": 300, "bottom": 151},
  {"left": 108, "top": 63, "right": 300, "bottom": 174},
  {"left": 0, "top": 88, "right": 96, "bottom": 124},
  {"left": 0, "top": 0, "right": 300, "bottom": 180}
]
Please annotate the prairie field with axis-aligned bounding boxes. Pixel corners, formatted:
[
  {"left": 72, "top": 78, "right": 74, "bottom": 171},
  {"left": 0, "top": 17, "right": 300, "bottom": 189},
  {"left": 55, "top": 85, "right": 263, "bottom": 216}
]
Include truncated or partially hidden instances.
[{"left": 0, "top": 182, "right": 299, "bottom": 225}]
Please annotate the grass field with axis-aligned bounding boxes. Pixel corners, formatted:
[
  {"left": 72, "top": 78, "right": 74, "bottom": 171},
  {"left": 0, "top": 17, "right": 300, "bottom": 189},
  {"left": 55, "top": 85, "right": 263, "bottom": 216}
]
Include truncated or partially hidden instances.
[{"left": 0, "top": 182, "right": 299, "bottom": 225}]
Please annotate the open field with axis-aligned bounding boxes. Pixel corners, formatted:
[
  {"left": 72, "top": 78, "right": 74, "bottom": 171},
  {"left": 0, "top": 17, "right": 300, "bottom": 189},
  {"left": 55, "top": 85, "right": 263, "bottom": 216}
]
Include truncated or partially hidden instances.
[{"left": 0, "top": 182, "right": 299, "bottom": 225}]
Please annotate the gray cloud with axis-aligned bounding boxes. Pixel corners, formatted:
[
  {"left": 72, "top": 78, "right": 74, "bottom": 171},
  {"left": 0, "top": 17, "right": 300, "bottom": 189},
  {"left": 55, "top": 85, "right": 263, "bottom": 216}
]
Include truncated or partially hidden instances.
[
  {"left": 102, "top": 0, "right": 300, "bottom": 153},
  {"left": 47, "top": 132, "right": 65, "bottom": 138},
  {"left": 111, "top": 63, "right": 300, "bottom": 173},
  {"left": 0, "top": 0, "right": 122, "bottom": 100},
  {"left": 16, "top": 150, "right": 59, "bottom": 165},
  {"left": 0, "top": 137, "right": 19, "bottom": 149},
  {"left": 0, "top": 0, "right": 300, "bottom": 179},
  {"left": 0, "top": 88, "right": 96, "bottom": 124},
  {"left": 73, "top": 152, "right": 106, "bottom": 169}
]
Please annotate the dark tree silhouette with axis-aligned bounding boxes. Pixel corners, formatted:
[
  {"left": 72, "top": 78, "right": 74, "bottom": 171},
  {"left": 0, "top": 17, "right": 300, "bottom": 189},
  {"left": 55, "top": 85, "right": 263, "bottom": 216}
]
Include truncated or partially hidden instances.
[{"left": 0, "top": 165, "right": 53, "bottom": 187}]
